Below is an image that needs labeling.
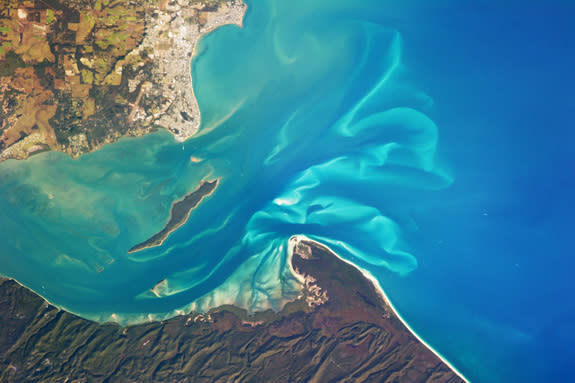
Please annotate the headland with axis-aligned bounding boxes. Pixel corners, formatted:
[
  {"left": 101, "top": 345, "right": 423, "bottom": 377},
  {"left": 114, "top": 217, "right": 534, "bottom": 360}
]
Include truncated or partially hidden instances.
[
  {"left": 0, "top": 0, "right": 246, "bottom": 162},
  {"left": 0, "top": 238, "right": 466, "bottom": 382}
]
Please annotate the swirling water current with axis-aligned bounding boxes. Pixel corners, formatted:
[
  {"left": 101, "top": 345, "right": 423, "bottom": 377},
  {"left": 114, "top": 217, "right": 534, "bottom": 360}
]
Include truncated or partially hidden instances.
[{"left": 1, "top": 1, "right": 574, "bottom": 382}]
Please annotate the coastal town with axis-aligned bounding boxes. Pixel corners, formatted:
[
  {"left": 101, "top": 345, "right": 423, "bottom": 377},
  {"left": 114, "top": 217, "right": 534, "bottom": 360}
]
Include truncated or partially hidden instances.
[{"left": 0, "top": 0, "right": 246, "bottom": 162}]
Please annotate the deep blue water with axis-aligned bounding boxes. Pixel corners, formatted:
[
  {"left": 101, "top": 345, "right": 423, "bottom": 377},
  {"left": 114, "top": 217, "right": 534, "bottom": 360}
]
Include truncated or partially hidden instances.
[
  {"left": 0, "top": 1, "right": 573, "bottom": 382},
  {"left": 375, "top": 2, "right": 575, "bottom": 381}
]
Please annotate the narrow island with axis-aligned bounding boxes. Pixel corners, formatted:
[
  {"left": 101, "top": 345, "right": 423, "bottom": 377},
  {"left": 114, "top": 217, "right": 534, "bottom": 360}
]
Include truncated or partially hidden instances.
[
  {"left": 128, "top": 179, "right": 219, "bottom": 253},
  {"left": 0, "top": 239, "right": 467, "bottom": 382}
]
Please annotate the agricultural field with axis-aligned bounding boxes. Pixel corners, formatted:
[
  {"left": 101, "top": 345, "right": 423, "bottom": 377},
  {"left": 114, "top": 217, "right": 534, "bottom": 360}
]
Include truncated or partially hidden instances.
[{"left": 0, "top": 0, "right": 242, "bottom": 161}]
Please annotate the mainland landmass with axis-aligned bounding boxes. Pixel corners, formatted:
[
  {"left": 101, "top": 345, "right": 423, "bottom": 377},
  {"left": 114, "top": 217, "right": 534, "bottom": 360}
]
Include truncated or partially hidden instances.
[
  {"left": 128, "top": 179, "right": 219, "bottom": 253},
  {"left": 0, "top": 239, "right": 466, "bottom": 383},
  {"left": 0, "top": 0, "right": 246, "bottom": 162}
]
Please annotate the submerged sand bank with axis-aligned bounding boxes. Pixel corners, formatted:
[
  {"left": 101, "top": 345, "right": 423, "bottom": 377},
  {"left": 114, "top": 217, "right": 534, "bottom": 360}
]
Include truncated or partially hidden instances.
[{"left": 0, "top": 237, "right": 466, "bottom": 382}]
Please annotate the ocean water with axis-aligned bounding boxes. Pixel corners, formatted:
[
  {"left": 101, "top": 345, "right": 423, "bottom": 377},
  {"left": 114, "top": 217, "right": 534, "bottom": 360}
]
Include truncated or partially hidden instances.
[{"left": 0, "top": 0, "right": 573, "bottom": 382}]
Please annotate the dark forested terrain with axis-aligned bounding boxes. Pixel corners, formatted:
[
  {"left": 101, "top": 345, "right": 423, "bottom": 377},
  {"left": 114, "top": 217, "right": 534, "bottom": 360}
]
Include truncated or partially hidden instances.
[{"left": 0, "top": 241, "right": 464, "bottom": 383}]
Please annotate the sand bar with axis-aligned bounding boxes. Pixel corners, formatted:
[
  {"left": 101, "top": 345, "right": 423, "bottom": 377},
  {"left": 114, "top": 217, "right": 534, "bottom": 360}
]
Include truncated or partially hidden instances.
[{"left": 128, "top": 179, "right": 219, "bottom": 253}]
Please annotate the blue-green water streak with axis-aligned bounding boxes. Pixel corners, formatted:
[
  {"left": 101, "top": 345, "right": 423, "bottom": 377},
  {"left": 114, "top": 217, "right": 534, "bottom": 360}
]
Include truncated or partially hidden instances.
[
  {"left": 1, "top": 0, "right": 574, "bottom": 382},
  {"left": 0, "top": 0, "right": 446, "bottom": 331}
]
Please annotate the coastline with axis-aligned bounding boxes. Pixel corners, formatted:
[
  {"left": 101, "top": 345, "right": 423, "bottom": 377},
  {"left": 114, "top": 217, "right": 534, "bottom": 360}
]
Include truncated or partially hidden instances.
[
  {"left": 290, "top": 235, "right": 470, "bottom": 383},
  {"left": 0, "top": 0, "right": 248, "bottom": 163},
  {"left": 1, "top": 235, "right": 468, "bottom": 382},
  {"left": 128, "top": 178, "right": 220, "bottom": 254},
  {"left": 0, "top": 205, "right": 466, "bottom": 382},
  {"left": 183, "top": 1, "right": 248, "bottom": 142},
  {"left": 0, "top": 276, "right": 67, "bottom": 315},
  {"left": 1, "top": 229, "right": 471, "bottom": 383}
]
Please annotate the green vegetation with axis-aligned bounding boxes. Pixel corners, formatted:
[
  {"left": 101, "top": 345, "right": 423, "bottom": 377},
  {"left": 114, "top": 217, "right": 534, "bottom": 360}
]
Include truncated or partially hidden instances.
[
  {"left": 0, "top": 0, "right": 244, "bottom": 162},
  {"left": 80, "top": 68, "right": 93, "bottom": 84},
  {"left": 0, "top": 0, "right": 150, "bottom": 158},
  {"left": 129, "top": 180, "right": 218, "bottom": 253},
  {"left": 46, "top": 9, "right": 54, "bottom": 24},
  {"left": 0, "top": 51, "right": 25, "bottom": 76},
  {"left": 0, "top": 242, "right": 465, "bottom": 383}
]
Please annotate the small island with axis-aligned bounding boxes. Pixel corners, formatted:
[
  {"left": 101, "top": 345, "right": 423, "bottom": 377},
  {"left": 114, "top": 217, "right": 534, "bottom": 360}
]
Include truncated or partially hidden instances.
[
  {"left": 0, "top": 239, "right": 467, "bottom": 382},
  {"left": 128, "top": 179, "right": 219, "bottom": 253}
]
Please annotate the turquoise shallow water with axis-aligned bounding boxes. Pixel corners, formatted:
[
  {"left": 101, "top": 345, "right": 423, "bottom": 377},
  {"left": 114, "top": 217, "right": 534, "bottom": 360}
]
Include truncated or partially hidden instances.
[{"left": 1, "top": 0, "right": 574, "bottom": 382}]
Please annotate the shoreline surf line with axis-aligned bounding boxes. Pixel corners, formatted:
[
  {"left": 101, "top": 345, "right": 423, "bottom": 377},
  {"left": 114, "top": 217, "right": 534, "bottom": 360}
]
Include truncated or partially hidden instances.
[
  {"left": 0, "top": 276, "right": 69, "bottom": 315},
  {"left": 289, "top": 234, "right": 470, "bottom": 383}
]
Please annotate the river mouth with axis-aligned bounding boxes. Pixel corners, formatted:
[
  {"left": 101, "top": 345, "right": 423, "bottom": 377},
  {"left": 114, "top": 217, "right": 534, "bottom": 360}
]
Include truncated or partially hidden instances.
[
  {"left": 0, "top": 0, "right": 444, "bottom": 325},
  {"left": 1, "top": 1, "right": 573, "bottom": 382}
]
